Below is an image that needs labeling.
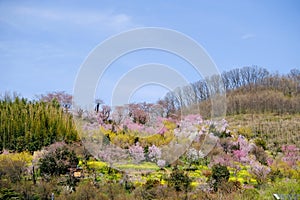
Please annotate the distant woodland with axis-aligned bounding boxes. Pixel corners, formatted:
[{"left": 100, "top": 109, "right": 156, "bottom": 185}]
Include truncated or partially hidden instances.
[{"left": 160, "top": 66, "right": 300, "bottom": 117}]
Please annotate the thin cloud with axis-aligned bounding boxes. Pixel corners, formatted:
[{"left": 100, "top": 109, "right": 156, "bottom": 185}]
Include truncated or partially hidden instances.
[
  {"left": 9, "top": 6, "right": 136, "bottom": 32},
  {"left": 241, "top": 33, "right": 256, "bottom": 40}
]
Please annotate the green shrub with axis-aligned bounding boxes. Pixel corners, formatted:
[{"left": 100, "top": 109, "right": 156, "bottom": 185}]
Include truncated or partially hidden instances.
[
  {"left": 210, "top": 164, "right": 230, "bottom": 191},
  {"left": 167, "top": 167, "right": 192, "bottom": 192},
  {"left": 0, "top": 188, "right": 21, "bottom": 200},
  {"left": 254, "top": 138, "right": 267, "bottom": 150},
  {"left": 39, "top": 145, "right": 78, "bottom": 177}
]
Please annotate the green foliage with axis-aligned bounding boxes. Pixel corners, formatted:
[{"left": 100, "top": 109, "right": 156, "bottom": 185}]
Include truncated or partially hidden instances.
[
  {"left": 167, "top": 167, "right": 192, "bottom": 192},
  {"left": 39, "top": 146, "right": 78, "bottom": 177},
  {"left": 270, "top": 160, "right": 300, "bottom": 180},
  {"left": 229, "top": 168, "right": 254, "bottom": 184},
  {"left": 259, "top": 179, "right": 300, "bottom": 200},
  {"left": 0, "top": 188, "right": 21, "bottom": 200},
  {"left": 115, "top": 162, "right": 159, "bottom": 171},
  {"left": 0, "top": 96, "right": 78, "bottom": 152},
  {"left": 210, "top": 164, "right": 230, "bottom": 191},
  {"left": 254, "top": 138, "right": 267, "bottom": 150}
]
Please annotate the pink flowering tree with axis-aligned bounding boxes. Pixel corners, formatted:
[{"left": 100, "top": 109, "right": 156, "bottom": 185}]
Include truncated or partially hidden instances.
[
  {"left": 148, "top": 145, "right": 162, "bottom": 162},
  {"left": 111, "top": 105, "right": 128, "bottom": 125},
  {"left": 211, "top": 152, "right": 236, "bottom": 168},
  {"left": 37, "top": 91, "right": 72, "bottom": 110},
  {"left": 122, "top": 104, "right": 167, "bottom": 135},
  {"left": 281, "top": 145, "right": 300, "bottom": 168},
  {"left": 207, "top": 118, "right": 231, "bottom": 138},
  {"left": 249, "top": 159, "right": 271, "bottom": 185},
  {"left": 157, "top": 159, "right": 166, "bottom": 168},
  {"left": 98, "top": 105, "right": 111, "bottom": 124},
  {"left": 97, "top": 145, "right": 128, "bottom": 168},
  {"left": 129, "top": 142, "right": 145, "bottom": 164},
  {"left": 128, "top": 103, "right": 150, "bottom": 124},
  {"left": 233, "top": 135, "right": 252, "bottom": 163}
]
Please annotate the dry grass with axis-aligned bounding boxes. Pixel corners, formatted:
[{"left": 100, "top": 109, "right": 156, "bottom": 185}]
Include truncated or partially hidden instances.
[{"left": 226, "top": 113, "right": 300, "bottom": 151}]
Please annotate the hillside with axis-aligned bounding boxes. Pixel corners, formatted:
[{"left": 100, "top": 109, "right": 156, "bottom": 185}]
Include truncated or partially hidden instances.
[
  {"left": 226, "top": 113, "right": 300, "bottom": 151},
  {"left": 0, "top": 67, "right": 299, "bottom": 199},
  {"left": 162, "top": 66, "right": 300, "bottom": 118}
]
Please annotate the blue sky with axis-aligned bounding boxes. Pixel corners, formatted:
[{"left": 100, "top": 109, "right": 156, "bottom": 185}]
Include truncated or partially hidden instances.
[{"left": 0, "top": 0, "right": 300, "bottom": 104}]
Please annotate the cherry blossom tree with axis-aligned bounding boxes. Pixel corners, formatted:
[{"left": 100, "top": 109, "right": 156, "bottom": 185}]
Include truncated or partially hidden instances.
[
  {"left": 97, "top": 145, "right": 128, "bottom": 168},
  {"left": 37, "top": 91, "right": 72, "bottom": 110},
  {"left": 281, "top": 145, "right": 300, "bottom": 168},
  {"left": 249, "top": 159, "right": 271, "bottom": 185},
  {"left": 233, "top": 135, "right": 253, "bottom": 163},
  {"left": 129, "top": 142, "right": 145, "bottom": 164},
  {"left": 148, "top": 145, "right": 162, "bottom": 162}
]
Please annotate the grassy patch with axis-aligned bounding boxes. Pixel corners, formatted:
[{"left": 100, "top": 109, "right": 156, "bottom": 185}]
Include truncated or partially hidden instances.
[{"left": 114, "top": 162, "right": 160, "bottom": 171}]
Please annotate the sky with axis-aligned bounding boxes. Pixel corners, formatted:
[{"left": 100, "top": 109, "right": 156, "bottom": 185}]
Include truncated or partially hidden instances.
[{"left": 0, "top": 0, "right": 300, "bottom": 105}]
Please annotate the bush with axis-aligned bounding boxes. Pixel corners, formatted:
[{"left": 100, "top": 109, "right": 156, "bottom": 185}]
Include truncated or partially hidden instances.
[
  {"left": 167, "top": 167, "right": 192, "bottom": 192},
  {"left": 0, "top": 188, "right": 21, "bottom": 200},
  {"left": 251, "top": 146, "right": 268, "bottom": 165},
  {"left": 39, "top": 145, "right": 78, "bottom": 177},
  {"left": 254, "top": 138, "right": 267, "bottom": 150},
  {"left": 210, "top": 164, "right": 230, "bottom": 191}
]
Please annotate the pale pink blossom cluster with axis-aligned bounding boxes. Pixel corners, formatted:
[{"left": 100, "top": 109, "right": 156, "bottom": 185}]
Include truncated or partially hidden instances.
[
  {"left": 174, "top": 114, "right": 203, "bottom": 139},
  {"left": 211, "top": 153, "right": 236, "bottom": 168},
  {"left": 281, "top": 145, "right": 300, "bottom": 168},
  {"left": 157, "top": 159, "right": 166, "bottom": 168},
  {"left": 148, "top": 145, "right": 162, "bottom": 162},
  {"left": 233, "top": 135, "right": 253, "bottom": 163},
  {"left": 186, "top": 148, "right": 204, "bottom": 163},
  {"left": 97, "top": 145, "right": 128, "bottom": 167},
  {"left": 129, "top": 142, "right": 145, "bottom": 163},
  {"left": 249, "top": 159, "right": 271, "bottom": 184}
]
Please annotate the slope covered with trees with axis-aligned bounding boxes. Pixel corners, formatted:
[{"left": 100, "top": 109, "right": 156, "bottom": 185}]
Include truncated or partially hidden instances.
[{"left": 160, "top": 66, "right": 300, "bottom": 118}]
